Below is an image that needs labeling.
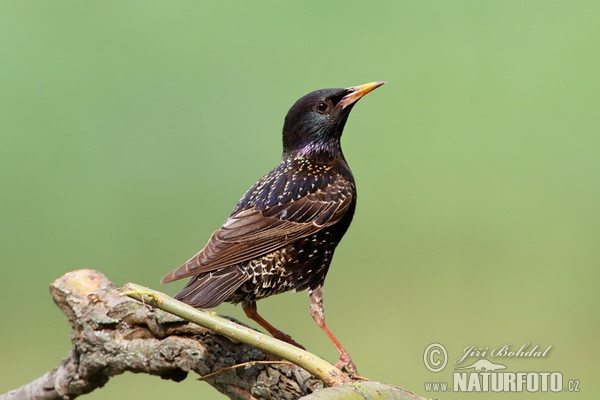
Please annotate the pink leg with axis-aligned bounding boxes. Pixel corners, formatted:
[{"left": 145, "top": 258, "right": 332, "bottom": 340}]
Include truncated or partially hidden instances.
[
  {"left": 243, "top": 301, "right": 305, "bottom": 349},
  {"left": 309, "top": 286, "right": 358, "bottom": 374}
]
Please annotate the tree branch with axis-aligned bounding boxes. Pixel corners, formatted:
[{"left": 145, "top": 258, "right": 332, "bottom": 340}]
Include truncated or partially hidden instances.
[
  {"left": 123, "top": 282, "right": 350, "bottom": 386},
  {"left": 0, "top": 270, "right": 426, "bottom": 400}
]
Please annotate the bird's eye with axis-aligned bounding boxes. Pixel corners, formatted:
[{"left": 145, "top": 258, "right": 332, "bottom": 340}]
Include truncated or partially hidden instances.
[{"left": 315, "top": 101, "right": 328, "bottom": 113}]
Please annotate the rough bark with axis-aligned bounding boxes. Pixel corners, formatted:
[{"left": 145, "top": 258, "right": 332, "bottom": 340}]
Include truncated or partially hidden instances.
[{"left": 0, "top": 270, "right": 426, "bottom": 400}]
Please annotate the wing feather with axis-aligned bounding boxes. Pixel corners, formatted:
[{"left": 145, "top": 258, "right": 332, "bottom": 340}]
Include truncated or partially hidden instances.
[
  {"left": 173, "top": 267, "right": 247, "bottom": 308},
  {"left": 161, "top": 176, "right": 353, "bottom": 283}
]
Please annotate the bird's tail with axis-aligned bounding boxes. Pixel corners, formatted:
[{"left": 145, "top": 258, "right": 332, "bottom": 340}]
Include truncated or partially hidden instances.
[{"left": 173, "top": 267, "right": 247, "bottom": 309}]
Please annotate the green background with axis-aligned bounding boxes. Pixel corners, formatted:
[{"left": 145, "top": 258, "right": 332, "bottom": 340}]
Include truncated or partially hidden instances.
[{"left": 1, "top": 1, "right": 598, "bottom": 398}]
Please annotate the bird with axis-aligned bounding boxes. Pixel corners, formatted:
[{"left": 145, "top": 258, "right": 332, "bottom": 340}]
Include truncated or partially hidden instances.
[{"left": 161, "top": 81, "right": 385, "bottom": 374}]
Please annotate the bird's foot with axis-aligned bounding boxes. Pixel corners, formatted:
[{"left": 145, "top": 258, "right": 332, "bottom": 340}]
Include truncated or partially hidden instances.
[
  {"left": 335, "top": 352, "right": 359, "bottom": 375},
  {"left": 273, "top": 331, "right": 306, "bottom": 350}
]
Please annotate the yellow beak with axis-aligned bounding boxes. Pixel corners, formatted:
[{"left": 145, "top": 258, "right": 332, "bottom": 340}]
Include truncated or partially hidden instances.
[{"left": 338, "top": 81, "right": 386, "bottom": 109}]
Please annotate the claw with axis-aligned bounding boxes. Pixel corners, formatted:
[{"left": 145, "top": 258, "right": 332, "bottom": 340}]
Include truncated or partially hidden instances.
[{"left": 335, "top": 351, "right": 358, "bottom": 375}]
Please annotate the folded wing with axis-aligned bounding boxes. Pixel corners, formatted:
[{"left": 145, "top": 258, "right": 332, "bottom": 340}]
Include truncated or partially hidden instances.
[{"left": 161, "top": 177, "right": 353, "bottom": 283}]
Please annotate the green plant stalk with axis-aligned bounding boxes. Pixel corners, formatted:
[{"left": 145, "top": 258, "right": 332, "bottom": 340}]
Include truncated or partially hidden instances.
[{"left": 123, "top": 283, "right": 351, "bottom": 387}]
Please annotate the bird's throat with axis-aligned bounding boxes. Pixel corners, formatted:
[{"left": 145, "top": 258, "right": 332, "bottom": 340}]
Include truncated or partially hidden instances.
[{"left": 289, "top": 139, "right": 343, "bottom": 163}]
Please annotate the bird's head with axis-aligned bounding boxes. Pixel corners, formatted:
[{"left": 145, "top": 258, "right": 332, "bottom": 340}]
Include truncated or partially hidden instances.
[{"left": 282, "top": 81, "right": 385, "bottom": 160}]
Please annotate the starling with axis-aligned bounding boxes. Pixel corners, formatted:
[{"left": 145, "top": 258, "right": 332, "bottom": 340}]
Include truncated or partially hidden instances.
[{"left": 161, "top": 81, "right": 385, "bottom": 374}]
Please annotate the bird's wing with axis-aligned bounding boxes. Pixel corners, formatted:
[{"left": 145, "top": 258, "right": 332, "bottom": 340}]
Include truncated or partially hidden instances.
[{"left": 161, "top": 178, "right": 353, "bottom": 283}]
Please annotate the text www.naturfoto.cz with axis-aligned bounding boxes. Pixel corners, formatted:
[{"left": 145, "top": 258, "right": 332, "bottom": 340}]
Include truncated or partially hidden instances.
[{"left": 424, "top": 381, "right": 449, "bottom": 392}]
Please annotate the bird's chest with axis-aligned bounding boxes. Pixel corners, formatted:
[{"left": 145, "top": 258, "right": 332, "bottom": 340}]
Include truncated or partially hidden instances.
[{"left": 232, "top": 230, "right": 338, "bottom": 302}]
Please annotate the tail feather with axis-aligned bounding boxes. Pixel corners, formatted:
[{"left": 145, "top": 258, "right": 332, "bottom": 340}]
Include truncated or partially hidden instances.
[{"left": 173, "top": 267, "right": 248, "bottom": 309}]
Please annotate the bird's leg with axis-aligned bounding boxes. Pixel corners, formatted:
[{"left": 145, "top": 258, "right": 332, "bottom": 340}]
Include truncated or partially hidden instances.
[
  {"left": 309, "top": 286, "right": 358, "bottom": 375},
  {"left": 242, "top": 301, "right": 305, "bottom": 349}
]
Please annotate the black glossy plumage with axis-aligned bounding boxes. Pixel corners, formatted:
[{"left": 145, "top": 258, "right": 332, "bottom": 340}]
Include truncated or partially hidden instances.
[
  {"left": 161, "top": 81, "right": 385, "bottom": 373},
  {"left": 169, "top": 157, "right": 355, "bottom": 307}
]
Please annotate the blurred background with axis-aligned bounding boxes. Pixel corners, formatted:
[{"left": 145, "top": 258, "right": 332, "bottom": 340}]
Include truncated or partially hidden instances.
[{"left": 1, "top": 1, "right": 598, "bottom": 398}]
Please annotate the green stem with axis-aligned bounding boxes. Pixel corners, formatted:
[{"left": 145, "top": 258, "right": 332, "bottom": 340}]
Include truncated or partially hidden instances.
[{"left": 123, "top": 283, "right": 351, "bottom": 387}]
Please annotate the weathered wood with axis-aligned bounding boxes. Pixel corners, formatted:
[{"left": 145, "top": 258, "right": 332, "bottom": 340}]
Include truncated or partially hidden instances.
[
  {"left": 0, "top": 270, "right": 321, "bottom": 399},
  {"left": 0, "top": 270, "right": 426, "bottom": 400}
]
